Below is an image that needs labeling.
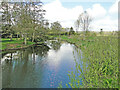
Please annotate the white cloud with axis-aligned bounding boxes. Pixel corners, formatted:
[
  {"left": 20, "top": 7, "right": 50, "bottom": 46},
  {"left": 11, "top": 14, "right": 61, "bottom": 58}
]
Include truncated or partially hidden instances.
[
  {"left": 43, "top": 0, "right": 117, "bottom": 31},
  {"left": 85, "top": 3, "right": 116, "bottom": 31},
  {"left": 109, "top": 0, "right": 119, "bottom": 14},
  {"left": 47, "top": 43, "right": 73, "bottom": 67},
  {"left": 91, "top": 1, "right": 118, "bottom": 31},
  {"left": 43, "top": 0, "right": 83, "bottom": 28},
  {"left": 91, "top": 16, "right": 117, "bottom": 31},
  {"left": 86, "top": 4, "right": 107, "bottom": 19}
]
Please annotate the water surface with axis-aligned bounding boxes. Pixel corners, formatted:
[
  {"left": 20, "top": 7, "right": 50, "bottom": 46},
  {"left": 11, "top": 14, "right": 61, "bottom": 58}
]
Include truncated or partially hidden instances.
[{"left": 2, "top": 41, "right": 81, "bottom": 88}]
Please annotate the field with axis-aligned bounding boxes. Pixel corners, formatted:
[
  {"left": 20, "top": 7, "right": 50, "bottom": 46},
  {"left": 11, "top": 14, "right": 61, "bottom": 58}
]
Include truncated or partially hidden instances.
[{"left": 59, "top": 35, "right": 118, "bottom": 88}]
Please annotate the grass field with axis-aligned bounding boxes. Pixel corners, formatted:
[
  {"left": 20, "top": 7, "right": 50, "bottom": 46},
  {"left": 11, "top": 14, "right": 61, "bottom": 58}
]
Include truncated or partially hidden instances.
[
  {"left": 0, "top": 38, "right": 35, "bottom": 50},
  {"left": 59, "top": 35, "right": 118, "bottom": 88}
]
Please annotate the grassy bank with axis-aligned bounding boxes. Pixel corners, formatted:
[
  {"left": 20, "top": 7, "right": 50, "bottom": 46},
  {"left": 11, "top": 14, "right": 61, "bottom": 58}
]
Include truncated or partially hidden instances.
[
  {"left": 59, "top": 35, "right": 97, "bottom": 49},
  {"left": 59, "top": 35, "right": 118, "bottom": 88},
  {"left": 1, "top": 38, "right": 35, "bottom": 50}
]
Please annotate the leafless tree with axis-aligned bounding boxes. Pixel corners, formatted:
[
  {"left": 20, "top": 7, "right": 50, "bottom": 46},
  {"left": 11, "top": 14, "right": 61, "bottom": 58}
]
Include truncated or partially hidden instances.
[
  {"left": 75, "top": 11, "right": 92, "bottom": 34},
  {"left": 74, "top": 19, "right": 80, "bottom": 33}
]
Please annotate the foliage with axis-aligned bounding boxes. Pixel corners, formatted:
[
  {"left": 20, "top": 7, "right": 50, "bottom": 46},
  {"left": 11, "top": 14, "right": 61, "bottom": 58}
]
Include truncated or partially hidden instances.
[
  {"left": 50, "top": 21, "right": 62, "bottom": 35},
  {"left": 1, "top": 1, "right": 47, "bottom": 44},
  {"left": 69, "top": 27, "right": 75, "bottom": 35},
  {"left": 1, "top": 1, "right": 14, "bottom": 40},
  {"left": 60, "top": 34, "right": 118, "bottom": 88},
  {"left": 100, "top": 29, "right": 103, "bottom": 35},
  {"left": 51, "top": 21, "right": 62, "bottom": 31}
]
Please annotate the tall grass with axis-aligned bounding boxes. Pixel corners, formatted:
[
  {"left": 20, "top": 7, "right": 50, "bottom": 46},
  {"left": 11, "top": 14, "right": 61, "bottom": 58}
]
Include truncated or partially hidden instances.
[{"left": 61, "top": 35, "right": 118, "bottom": 88}]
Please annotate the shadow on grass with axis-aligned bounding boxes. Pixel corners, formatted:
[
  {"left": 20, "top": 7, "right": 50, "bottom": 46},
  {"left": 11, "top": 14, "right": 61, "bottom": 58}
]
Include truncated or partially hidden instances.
[{"left": 1, "top": 40, "right": 14, "bottom": 42}]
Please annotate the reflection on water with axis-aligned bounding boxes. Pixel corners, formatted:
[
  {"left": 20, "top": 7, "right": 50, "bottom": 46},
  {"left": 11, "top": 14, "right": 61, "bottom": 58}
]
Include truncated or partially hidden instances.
[{"left": 2, "top": 41, "right": 81, "bottom": 88}]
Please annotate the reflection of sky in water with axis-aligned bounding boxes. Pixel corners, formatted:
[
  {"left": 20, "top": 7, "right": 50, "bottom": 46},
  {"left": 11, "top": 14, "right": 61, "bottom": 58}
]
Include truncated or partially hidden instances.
[{"left": 2, "top": 42, "right": 83, "bottom": 88}]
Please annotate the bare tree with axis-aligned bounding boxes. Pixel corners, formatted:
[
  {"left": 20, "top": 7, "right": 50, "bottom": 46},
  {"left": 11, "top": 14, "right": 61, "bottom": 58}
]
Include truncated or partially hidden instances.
[
  {"left": 74, "top": 19, "right": 80, "bottom": 33},
  {"left": 75, "top": 11, "right": 92, "bottom": 34}
]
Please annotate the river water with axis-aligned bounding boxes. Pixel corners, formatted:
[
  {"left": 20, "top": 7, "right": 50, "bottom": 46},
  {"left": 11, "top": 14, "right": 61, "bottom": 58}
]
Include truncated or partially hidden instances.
[{"left": 1, "top": 40, "right": 82, "bottom": 88}]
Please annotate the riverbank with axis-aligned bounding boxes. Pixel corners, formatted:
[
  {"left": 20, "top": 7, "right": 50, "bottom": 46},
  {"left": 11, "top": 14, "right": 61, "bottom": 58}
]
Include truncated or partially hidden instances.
[
  {"left": 59, "top": 35, "right": 97, "bottom": 49},
  {"left": 1, "top": 38, "right": 36, "bottom": 51},
  {"left": 59, "top": 35, "right": 118, "bottom": 88}
]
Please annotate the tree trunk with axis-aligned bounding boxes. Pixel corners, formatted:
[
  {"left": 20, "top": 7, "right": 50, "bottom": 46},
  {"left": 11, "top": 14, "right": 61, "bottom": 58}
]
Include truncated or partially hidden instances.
[
  {"left": 24, "top": 36, "right": 27, "bottom": 45},
  {"left": 17, "top": 33, "right": 19, "bottom": 39},
  {"left": 10, "top": 34, "right": 12, "bottom": 41},
  {"left": 32, "top": 33, "right": 35, "bottom": 42},
  {"left": 20, "top": 34, "right": 23, "bottom": 40},
  {"left": 59, "top": 33, "right": 60, "bottom": 38},
  {"left": 76, "top": 29, "right": 78, "bottom": 33}
]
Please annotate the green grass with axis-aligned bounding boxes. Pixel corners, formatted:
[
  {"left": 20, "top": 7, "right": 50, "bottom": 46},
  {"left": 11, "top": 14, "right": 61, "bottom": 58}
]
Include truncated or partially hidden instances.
[
  {"left": 1, "top": 38, "right": 35, "bottom": 50},
  {"left": 59, "top": 35, "right": 118, "bottom": 88},
  {"left": 60, "top": 35, "right": 96, "bottom": 49}
]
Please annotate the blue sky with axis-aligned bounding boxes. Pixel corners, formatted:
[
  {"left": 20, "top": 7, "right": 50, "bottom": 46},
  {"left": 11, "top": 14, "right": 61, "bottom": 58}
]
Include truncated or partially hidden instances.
[
  {"left": 62, "top": 2, "right": 113, "bottom": 10},
  {"left": 44, "top": 1, "right": 113, "bottom": 10},
  {"left": 42, "top": 0, "right": 118, "bottom": 31},
  {"left": 42, "top": 0, "right": 116, "bottom": 11}
]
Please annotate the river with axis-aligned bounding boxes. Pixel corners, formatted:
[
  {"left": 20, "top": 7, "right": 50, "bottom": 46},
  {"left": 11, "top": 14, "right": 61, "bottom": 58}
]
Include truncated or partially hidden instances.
[{"left": 1, "top": 40, "right": 82, "bottom": 88}]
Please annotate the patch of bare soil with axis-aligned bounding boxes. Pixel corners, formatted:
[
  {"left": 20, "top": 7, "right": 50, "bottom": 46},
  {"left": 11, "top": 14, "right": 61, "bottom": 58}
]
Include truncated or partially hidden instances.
[{"left": 7, "top": 44, "right": 22, "bottom": 48}]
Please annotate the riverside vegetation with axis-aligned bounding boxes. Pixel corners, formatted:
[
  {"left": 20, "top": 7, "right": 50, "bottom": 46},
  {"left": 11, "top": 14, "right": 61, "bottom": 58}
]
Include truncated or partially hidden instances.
[{"left": 58, "top": 33, "right": 119, "bottom": 88}]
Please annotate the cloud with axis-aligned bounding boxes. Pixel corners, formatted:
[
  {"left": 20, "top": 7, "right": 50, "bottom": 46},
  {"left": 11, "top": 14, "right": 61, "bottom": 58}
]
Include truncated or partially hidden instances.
[
  {"left": 90, "top": 0, "right": 118, "bottom": 31},
  {"left": 43, "top": 0, "right": 83, "bottom": 28},
  {"left": 92, "top": 1, "right": 118, "bottom": 31},
  {"left": 47, "top": 43, "right": 73, "bottom": 67},
  {"left": 91, "top": 16, "right": 117, "bottom": 31},
  {"left": 43, "top": 0, "right": 117, "bottom": 31},
  {"left": 86, "top": 4, "right": 107, "bottom": 19},
  {"left": 109, "top": 0, "right": 118, "bottom": 14}
]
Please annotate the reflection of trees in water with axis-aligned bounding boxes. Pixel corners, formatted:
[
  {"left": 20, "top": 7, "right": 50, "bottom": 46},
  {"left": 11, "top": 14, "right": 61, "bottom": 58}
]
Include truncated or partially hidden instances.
[
  {"left": 26, "top": 45, "right": 50, "bottom": 64},
  {"left": 31, "top": 45, "right": 50, "bottom": 57},
  {"left": 2, "top": 59, "right": 13, "bottom": 88},
  {"left": 2, "top": 44, "right": 50, "bottom": 88},
  {"left": 50, "top": 41, "right": 61, "bottom": 51},
  {"left": 2, "top": 50, "right": 16, "bottom": 59},
  {"left": 2, "top": 44, "right": 50, "bottom": 64}
]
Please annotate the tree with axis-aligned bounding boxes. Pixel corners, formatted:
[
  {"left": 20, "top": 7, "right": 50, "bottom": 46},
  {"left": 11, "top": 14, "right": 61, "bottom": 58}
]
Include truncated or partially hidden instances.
[
  {"left": 51, "top": 21, "right": 62, "bottom": 31},
  {"left": 1, "top": 1, "right": 14, "bottom": 40},
  {"left": 30, "top": 2, "right": 46, "bottom": 42},
  {"left": 51, "top": 21, "right": 62, "bottom": 35},
  {"left": 69, "top": 27, "right": 75, "bottom": 35},
  {"left": 11, "top": 2, "right": 21, "bottom": 39},
  {"left": 9, "top": 1, "right": 46, "bottom": 44},
  {"left": 74, "top": 19, "right": 80, "bottom": 33},
  {"left": 44, "top": 20, "right": 49, "bottom": 29},
  {"left": 100, "top": 28, "right": 103, "bottom": 35},
  {"left": 1, "top": 1, "right": 47, "bottom": 44},
  {"left": 75, "top": 11, "right": 92, "bottom": 35}
]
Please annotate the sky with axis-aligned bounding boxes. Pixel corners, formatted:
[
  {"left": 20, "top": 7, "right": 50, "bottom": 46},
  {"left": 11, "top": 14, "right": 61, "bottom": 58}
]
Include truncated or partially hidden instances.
[{"left": 41, "top": 0, "right": 118, "bottom": 31}]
